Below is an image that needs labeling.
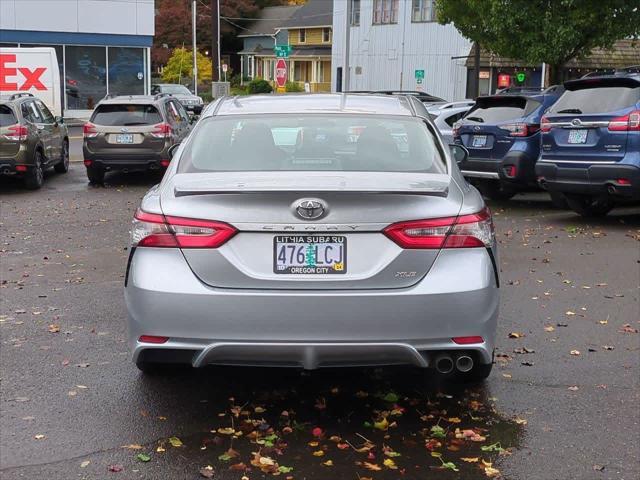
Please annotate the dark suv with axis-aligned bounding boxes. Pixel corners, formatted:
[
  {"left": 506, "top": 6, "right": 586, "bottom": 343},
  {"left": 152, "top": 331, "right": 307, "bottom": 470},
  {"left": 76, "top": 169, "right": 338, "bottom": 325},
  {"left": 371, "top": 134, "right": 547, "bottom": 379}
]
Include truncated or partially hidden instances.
[
  {"left": 83, "top": 94, "right": 193, "bottom": 184},
  {"left": 0, "top": 93, "right": 69, "bottom": 189},
  {"left": 536, "top": 70, "right": 640, "bottom": 216},
  {"left": 454, "top": 87, "right": 563, "bottom": 201},
  {"left": 151, "top": 84, "right": 203, "bottom": 114}
]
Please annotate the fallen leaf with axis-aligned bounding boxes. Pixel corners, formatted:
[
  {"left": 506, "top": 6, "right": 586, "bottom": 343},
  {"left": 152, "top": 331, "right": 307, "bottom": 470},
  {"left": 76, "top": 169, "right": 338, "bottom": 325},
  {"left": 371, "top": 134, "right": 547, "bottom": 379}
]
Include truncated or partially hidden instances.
[
  {"left": 620, "top": 324, "right": 638, "bottom": 334},
  {"left": 514, "top": 417, "right": 528, "bottom": 425},
  {"left": 107, "top": 464, "right": 124, "bottom": 472},
  {"left": 254, "top": 406, "right": 266, "bottom": 413},
  {"left": 312, "top": 427, "right": 323, "bottom": 437},
  {"left": 278, "top": 465, "right": 294, "bottom": 473},
  {"left": 568, "top": 386, "right": 579, "bottom": 391},
  {"left": 485, "top": 466, "right": 501, "bottom": 477},
  {"left": 363, "top": 462, "right": 382, "bottom": 471},
  {"left": 122, "top": 444, "right": 143, "bottom": 450},
  {"left": 508, "top": 332, "right": 525, "bottom": 339},
  {"left": 461, "top": 457, "right": 479, "bottom": 463},
  {"left": 312, "top": 450, "right": 325, "bottom": 457},
  {"left": 322, "top": 459, "right": 334, "bottom": 467},
  {"left": 603, "top": 345, "right": 615, "bottom": 351},
  {"left": 48, "top": 324, "right": 60, "bottom": 333},
  {"left": 34, "top": 434, "right": 45, "bottom": 440},
  {"left": 373, "top": 417, "right": 389, "bottom": 431},
  {"left": 80, "top": 460, "right": 90, "bottom": 468},
  {"left": 136, "top": 453, "right": 151, "bottom": 462},
  {"left": 168, "top": 436, "right": 183, "bottom": 447},
  {"left": 199, "top": 465, "right": 215, "bottom": 478},
  {"left": 544, "top": 325, "right": 555, "bottom": 332},
  {"left": 383, "top": 458, "right": 397, "bottom": 469},
  {"left": 566, "top": 311, "right": 576, "bottom": 316},
  {"left": 217, "top": 427, "right": 235, "bottom": 435},
  {"left": 570, "top": 350, "right": 581, "bottom": 356}
]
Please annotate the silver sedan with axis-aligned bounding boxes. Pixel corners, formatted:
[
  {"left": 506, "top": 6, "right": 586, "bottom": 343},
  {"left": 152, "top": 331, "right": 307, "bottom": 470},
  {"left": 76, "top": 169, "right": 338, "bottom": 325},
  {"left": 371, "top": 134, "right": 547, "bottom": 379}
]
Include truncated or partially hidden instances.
[{"left": 124, "top": 93, "right": 499, "bottom": 382}]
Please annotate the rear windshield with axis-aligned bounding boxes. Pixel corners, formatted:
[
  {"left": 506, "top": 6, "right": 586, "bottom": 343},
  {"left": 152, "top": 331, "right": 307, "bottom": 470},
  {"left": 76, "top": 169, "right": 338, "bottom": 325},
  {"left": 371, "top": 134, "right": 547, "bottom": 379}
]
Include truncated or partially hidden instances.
[
  {"left": 0, "top": 105, "right": 17, "bottom": 127},
  {"left": 178, "top": 115, "right": 447, "bottom": 174},
  {"left": 465, "top": 98, "right": 541, "bottom": 124},
  {"left": 548, "top": 86, "right": 640, "bottom": 114},
  {"left": 91, "top": 104, "right": 162, "bottom": 126}
]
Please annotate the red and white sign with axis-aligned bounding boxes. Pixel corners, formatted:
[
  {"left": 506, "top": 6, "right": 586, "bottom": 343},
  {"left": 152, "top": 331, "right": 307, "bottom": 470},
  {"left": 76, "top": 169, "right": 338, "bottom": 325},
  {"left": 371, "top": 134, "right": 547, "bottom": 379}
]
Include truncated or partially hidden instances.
[
  {"left": 497, "top": 73, "right": 511, "bottom": 88},
  {"left": 0, "top": 47, "right": 61, "bottom": 116},
  {"left": 275, "top": 58, "right": 287, "bottom": 88}
]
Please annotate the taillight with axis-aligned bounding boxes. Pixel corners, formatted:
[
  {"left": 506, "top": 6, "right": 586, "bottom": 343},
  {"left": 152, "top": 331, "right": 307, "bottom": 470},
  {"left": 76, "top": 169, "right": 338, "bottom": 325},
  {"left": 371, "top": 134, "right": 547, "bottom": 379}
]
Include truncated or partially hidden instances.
[
  {"left": 452, "top": 122, "right": 461, "bottom": 138},
  {"left": 540, "top": 116, "right": 551, "bottom": 133},
  {"left": 83, "top": 122, "right": 98, "bottom": 138},
  {"left": 608, "top": 110, "right": 640, "bottom": 131},
  {"left": 503, "top": 123, "right": 538, "bottom": 137},
  {"left": 384, "top": 207, "right": 495, "bottom": 250},
  {"left": 151, "top": 122, "right": 172, "bottom": 139},
  {"left": 5, "top": 125, "right": 28, "bottom": 141},
  {"left": 131, "top": 209, "right": 236, "bottom": 248}
]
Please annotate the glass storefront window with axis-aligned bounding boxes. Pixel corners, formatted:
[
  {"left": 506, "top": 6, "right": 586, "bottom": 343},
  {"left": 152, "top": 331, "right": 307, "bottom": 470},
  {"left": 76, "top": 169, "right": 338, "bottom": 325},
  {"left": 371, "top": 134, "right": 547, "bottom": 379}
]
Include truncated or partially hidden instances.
[
  {"left": 65, "top": 46, "right": 107, "bottom": 110},
  {"left": 108, "top": 47, "right": 145, "bottom": 96}
]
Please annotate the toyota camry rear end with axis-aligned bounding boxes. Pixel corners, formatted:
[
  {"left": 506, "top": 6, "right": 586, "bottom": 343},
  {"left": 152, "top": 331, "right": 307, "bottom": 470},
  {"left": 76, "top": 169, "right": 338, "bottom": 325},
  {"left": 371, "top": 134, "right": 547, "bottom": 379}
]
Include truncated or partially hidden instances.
[{"left": 124, "top": 94, "right": 499, "bottom": 382}]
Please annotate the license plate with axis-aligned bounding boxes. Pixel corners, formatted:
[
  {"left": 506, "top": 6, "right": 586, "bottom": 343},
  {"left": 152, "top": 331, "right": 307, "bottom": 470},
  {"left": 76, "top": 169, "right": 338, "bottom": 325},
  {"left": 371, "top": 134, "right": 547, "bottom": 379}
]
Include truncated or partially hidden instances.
[
  {"left": 116, "top": 134, "right": 134, "bottom": 144},
  {"left": 472, "top": 135, "right": 487, "bottom": 148},
  {"left": 274, "top": 235, "right": 346, "bottom": 274},
  {"left": 568, "top": 129, "right": 588, "bottom": 144}
]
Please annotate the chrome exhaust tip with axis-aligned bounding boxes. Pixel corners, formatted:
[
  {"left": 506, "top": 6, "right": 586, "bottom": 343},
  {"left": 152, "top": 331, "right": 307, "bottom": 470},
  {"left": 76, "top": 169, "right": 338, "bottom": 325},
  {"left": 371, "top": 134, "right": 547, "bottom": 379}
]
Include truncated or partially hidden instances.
[
  {"left": 434, "top": 354, "right": 454, "bottom": 374},
  {"left": 455, "top": 355, "right": 474, "bottom": 373}
]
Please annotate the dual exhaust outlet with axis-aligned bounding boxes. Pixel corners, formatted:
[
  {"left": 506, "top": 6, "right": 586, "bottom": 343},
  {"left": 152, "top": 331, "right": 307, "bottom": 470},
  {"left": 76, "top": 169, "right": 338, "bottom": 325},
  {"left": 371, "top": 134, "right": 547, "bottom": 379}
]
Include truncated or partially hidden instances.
[{"left": 434, "top": 353, "right": 474, "bottom": 374}]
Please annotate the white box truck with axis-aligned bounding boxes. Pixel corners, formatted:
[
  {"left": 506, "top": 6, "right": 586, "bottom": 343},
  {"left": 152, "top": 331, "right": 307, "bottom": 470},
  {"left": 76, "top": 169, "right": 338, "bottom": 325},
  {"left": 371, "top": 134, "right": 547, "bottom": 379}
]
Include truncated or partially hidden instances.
[{"left": 0, "top": 47, "right": 62, "bottom": 117}]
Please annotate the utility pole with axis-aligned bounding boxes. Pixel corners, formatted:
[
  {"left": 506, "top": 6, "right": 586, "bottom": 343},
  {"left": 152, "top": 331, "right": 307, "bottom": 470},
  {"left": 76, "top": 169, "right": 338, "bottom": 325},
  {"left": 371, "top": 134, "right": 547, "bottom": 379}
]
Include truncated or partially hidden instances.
[
  {"left": 192, "top": 0, "right": 198, "bottom": 95},
  {"left": 211, "top": 0, "right": 220, "bottom": 82},
  {"left": 342, "top": 0, "right": 351, "bottom": 92},
  {"left": 473, "top": 42, "right": 481, "bottom": 98}
]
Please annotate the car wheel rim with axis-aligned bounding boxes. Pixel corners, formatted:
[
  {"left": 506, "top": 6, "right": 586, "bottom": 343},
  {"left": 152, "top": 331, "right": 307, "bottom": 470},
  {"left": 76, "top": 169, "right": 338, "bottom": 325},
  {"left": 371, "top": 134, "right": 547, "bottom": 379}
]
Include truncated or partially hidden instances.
[
  {"left": 35, "top": 156, "right": 43, "bottom": 184},
  {"left": 63, "top": 144, "right": 69, "bottom": 168}
]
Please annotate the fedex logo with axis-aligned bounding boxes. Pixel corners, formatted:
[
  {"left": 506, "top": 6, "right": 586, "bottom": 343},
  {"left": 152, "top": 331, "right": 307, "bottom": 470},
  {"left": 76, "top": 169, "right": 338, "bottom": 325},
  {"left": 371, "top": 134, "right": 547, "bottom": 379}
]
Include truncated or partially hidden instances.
[{"left": 0, "top": 54, "right": 47, "bottom": 91}]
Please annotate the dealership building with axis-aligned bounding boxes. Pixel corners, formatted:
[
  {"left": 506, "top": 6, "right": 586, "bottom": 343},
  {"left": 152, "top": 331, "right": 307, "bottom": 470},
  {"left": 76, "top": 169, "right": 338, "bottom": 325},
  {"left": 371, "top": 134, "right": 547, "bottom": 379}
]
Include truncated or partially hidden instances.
[{"left": 0, "top": 0, "right": 154, "bottom": 118}]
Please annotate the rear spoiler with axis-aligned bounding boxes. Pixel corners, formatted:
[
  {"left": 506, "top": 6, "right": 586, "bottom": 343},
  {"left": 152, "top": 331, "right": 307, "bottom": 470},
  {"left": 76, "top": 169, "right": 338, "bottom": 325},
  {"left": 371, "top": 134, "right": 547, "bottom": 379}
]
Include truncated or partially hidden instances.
[{"left": 564, "top": 76, "right": 640, "bottom": 91}]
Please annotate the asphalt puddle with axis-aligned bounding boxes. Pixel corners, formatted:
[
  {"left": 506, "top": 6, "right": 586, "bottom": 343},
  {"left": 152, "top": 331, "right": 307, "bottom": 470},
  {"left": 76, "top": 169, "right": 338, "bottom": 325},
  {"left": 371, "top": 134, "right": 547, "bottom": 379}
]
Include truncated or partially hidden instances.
[{"left": 132, "top": 366, "right": 523, "bottom": 479}]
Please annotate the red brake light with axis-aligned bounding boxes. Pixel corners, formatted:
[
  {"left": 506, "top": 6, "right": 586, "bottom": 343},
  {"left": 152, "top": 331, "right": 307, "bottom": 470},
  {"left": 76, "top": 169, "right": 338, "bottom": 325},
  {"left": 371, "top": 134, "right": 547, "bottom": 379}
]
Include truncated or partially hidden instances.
[
  {"left": 131, "top": 209, "right": 236, "bottom": 248},
  {"left": 608, "top": 110, "right": 640, "bottom": 132},
  {"left": 452, "top": 336, "right": 484, "bottom": 345},
  {"left": 540, "top": 116, "right": 551, "bottom": 133},
  {"left": 138, "top": 335, "right": 169, "bottom": 344},
  {"left": 5, "top": 125, "right": 28, "bottom": 141},
  {"left": 384, "top": 207, "right": 494, "bottom": 249},
  {"left": 503, "top": 123, "right": 538, "bottom": 137},
  {"left": 617, "top": 178, "right": 631, "bottom": 185},
  {"left": 151, "top": 122, "right": 172, "bottom": 139},
  {"left": 83, "top": 122, "right": 98, "bottom": 138}
]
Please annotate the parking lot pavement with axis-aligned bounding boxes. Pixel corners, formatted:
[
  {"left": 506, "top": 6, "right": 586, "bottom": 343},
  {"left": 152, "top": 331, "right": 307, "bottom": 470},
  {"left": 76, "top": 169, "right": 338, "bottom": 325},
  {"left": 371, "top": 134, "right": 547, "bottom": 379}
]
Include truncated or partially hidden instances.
[{"left": 1, "top": 164, "right": 638, "bottom": 479}]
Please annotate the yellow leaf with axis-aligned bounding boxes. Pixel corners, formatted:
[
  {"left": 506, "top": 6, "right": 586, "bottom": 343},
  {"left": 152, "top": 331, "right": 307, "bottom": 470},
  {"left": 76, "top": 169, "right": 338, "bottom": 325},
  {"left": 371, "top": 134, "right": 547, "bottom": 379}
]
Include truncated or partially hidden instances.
[
  {"left": 447, "top": 417, "right": 461, "bottom": 423},
  {"left": 217, "top": 427, "right": 235, "bottom": 435},
  {"left": 322, "top": 460, "right": 334, "bottom": 466},
  {"left": 156, "top": 445, "right": 165, "bottom": 453},
  {"left": 508, "top": 332, "right": 524, "bottom": 338},
  {"left": 254, "top": 406, "right": 266, "bottom": 413},
  {"left": 461, "top": 457, "right": 479, "bottom": 463},
  {"left": 544, "top": 325, "right": 555, "bottom": 332},
  {"left": 363, "top": 462, "right": 382, "bottom": 471},
  {"left": 383, "top": 458, "right": 397, "bottom": 469},
  {"left": 80, "top": 460, "right": 90, "bottom": 468},
  {"left": 168, "top": 436, "right": 183, "bottom": 447},
  {"left": 485, "top": 466, "right": 501, "bottom": 477},
  {"left": 431, "top": 452, "right": 442, "bottom": 458},
  {"left": 259, "top": 456, "right": 275, "bottom": 466},
  {"left": 514, "top": 417, "right": 528, "bottom": 425},
  {"left": 373, "top": 417, "right": 389, "bottom": 431},
  {"left": 308, "top": 441, "right": 319, "bottom": 447},
  {"left": 312, "top": 450, "right": 325, "bottom": 457}
]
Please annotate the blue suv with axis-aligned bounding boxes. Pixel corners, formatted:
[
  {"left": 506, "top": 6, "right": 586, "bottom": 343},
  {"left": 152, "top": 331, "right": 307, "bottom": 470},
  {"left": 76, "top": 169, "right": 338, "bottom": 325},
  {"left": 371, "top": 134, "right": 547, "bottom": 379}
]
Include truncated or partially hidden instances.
[
  {"left": 454, "top": 86, "right": 563, "bottom": 201},
  {"left": 536, "top": 70, "right": 640, "bottom": 216}
]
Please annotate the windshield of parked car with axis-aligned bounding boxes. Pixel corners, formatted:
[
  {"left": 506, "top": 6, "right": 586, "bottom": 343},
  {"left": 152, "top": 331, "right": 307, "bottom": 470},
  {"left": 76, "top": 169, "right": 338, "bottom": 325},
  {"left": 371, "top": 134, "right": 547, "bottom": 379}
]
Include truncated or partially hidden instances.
[
  {"left": 160, "top": 85, "right": 192, "bottom": 95},
  {"left": 178, "top": 115, "right": 447, "bottom": 174},
  {"left": 91, "top": 104, "right": 163, "bottom": 126},
  {"left": 0, "top": 105, "right": 17, "bottom": 127},
  {"left": 548, "top": 86, "right": 640, "bottom": 114},
  {"left": 465, "top": 97, "right": 541, "bottom": 123}
]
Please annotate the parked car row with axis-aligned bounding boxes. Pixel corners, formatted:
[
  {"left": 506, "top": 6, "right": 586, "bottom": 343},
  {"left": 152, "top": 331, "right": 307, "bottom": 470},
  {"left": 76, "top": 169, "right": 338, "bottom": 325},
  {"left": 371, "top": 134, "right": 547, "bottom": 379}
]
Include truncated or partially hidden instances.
[{"left": 452, "top": 69, "right": 640, "bottom": 216}]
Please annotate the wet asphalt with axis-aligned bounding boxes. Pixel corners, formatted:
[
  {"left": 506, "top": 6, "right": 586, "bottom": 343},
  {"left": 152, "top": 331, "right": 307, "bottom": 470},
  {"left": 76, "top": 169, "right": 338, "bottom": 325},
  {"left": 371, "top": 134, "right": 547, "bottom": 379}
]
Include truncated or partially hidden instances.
[{"left": 0, "top": 153, "right": 638, "bottom": 480}]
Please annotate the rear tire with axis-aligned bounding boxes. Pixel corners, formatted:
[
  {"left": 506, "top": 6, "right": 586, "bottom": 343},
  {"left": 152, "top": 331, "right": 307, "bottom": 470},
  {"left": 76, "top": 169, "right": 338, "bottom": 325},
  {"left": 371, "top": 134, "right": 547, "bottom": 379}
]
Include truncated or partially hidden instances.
[
  {"left": 24, "top": 150, "right": 44, "bottom": 190},
  {"left": 453, "top": 362, "right": 493, "bottom": 384},
  {"left": 476, "top": 180, "right": 516, "bottom": 201},
  {"left": 565, "top": 194, "right": 614, "bottom": 217},
  {"left": 86, "top": 166, "right": 105, "bottom": 185},
  {"left": 549, "top": 191, "right": 569, "bottom": 209},
  {"left": 54, "top": 140, "right": 69, "bottom": 173}
]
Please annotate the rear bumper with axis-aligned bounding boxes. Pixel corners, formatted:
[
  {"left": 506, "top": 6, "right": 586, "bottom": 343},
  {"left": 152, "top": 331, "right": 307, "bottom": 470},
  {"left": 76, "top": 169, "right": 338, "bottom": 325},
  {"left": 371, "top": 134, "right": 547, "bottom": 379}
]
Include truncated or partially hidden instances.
[
  {"left": 83, "top": 153, "right": 167, "bottom": 172},
  {"left": 125, "top": 248, "right": 499, "bottom": 369},
  {"left": 536, "top": 160, "right": 640, "bottom": 199},
  {"left": 460, "top": 151, "right": 537, "bottom": 186},
  {"left": 184, "top": 104, "right": 203, "bottom": 114},
  {"left": 0, "top": 158, "right": 18, "bottom": 175}
]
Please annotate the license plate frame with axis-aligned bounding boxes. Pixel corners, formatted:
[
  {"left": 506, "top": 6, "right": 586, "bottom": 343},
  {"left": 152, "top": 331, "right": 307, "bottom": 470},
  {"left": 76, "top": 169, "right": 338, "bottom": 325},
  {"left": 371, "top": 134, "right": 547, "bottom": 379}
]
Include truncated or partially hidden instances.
[
  {"left": 472, "top": 135, "right": 488, "bottom": 148},
  {"left": 273, "top": 235, "right": 347, "bottom": 275},
  {"left": 567, "top": 129, "right": 588, "bottom": 144},
  {"left": 116, "top": 134, "right": 134, "bottom": 144}
]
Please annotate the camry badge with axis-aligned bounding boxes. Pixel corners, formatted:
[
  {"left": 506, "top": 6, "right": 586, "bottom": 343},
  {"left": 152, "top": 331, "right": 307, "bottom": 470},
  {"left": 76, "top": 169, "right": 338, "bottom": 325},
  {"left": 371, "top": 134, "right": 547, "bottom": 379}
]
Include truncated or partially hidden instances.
[{"left": 295, "top": 199, "right": 326, "bottom": 220}]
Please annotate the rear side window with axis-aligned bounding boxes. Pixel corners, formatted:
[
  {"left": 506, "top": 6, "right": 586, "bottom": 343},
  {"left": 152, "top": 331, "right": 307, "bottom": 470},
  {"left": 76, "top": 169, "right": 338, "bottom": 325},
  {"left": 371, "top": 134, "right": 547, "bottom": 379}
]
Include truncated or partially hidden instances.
[
  {"left": 91, "top": 104, "right": 163, "bottom": 126},
  {"left": 466, "top": 98, "right": 541, "bottom": 124},
  {"left": 549, "top": 86, "right": 640, "bottom": 114},
  {"left": 0, "top": 105, "right": 17, "bottom": 126},
  {"left": 21, "top": 101, "right": 42, "bottom": 123}
]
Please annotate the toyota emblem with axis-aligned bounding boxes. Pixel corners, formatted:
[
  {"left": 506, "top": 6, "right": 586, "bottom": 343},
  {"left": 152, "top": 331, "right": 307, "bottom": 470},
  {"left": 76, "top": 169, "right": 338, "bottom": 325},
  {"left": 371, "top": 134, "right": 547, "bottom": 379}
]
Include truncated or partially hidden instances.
[
  {"left": 571, "top": 118, "right": 582, "bottom": 126},
  {"left": 295, "top": 199, "right": 326, "bottom": 220}
]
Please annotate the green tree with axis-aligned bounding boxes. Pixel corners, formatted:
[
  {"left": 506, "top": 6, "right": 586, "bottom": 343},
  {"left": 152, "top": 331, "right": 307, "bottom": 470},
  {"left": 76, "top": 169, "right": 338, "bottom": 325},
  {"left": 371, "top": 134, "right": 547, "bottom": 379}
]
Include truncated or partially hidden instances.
[
  {"left": 436, "top": 0, "right": 640, "bottom": 84},
  {"left": 161, "top": 48, "right": 213, "bottom": 84}
]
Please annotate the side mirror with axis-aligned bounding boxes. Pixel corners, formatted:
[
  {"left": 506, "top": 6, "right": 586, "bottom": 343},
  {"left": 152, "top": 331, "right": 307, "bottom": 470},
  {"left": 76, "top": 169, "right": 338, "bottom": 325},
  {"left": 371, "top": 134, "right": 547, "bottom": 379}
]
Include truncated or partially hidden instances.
[
  {"left": 449, "top": 144, "right": 469, "bottom": 165},
  {"left": 168, "top": 144, "right": 180, "bottom": 159},
  {"left": 55, "top": 116, "right": 64, "bottom": 125}
]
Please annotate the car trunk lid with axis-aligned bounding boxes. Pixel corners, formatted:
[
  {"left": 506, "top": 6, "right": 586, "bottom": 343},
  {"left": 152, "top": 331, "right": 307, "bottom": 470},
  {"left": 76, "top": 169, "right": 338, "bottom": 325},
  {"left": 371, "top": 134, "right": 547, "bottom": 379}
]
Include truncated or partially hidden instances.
[{"left": 159, "top": 172, "right": 461, "bottom": 290}]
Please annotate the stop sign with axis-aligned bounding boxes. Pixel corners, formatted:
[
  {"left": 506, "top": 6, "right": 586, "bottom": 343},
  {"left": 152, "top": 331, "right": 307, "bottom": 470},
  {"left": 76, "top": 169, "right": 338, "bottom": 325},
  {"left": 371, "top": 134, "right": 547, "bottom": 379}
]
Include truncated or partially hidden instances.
[{"left": 275, "top": 58, "right": 287, "bottom": 88}]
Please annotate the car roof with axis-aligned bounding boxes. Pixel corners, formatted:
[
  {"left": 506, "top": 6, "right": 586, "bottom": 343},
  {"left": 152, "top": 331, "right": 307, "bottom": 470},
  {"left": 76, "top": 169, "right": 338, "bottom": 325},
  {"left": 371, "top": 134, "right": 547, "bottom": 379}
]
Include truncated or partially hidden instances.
[
  {"left": 0, "top": 93, "right": 36, "bottom": 104},
  {"left": 210, "top": 93, "right": 418, "bottom": 117},
  {"left": 98, "top": 95, "right": 168, "bottom": 105}
]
